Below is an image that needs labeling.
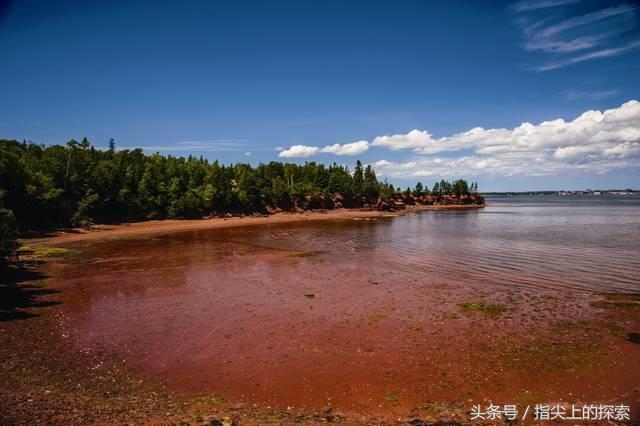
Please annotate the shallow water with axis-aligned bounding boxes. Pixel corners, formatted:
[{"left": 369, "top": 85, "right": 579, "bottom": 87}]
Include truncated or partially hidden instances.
[{"left": 54, "top": 195, "right": 640, "bottom": 414}]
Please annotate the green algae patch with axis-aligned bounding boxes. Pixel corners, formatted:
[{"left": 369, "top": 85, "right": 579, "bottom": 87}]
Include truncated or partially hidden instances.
[
  {"left": 602, "top": 322, "right": 626, "bottom": 338},
  {"left": 592, "top": 293, "right": 640, "bottom": 312},
  {"left": 367, "top": 313, "right": 386, "bottom": 325},
  {"left": 599, "top": 292, "right": 640, "bottom": 302},
  {"left": 503, "top": 321, "right": 608, "bottom": 375},
  {"left": 551, "top": 320, "right": 589, "bottom": 333},
  {"left": 555, "top": 319, "right": 632, "bottom": 341},
  {"left": 459, "top": 301, "right": 508, "bottom": 317},
  {"left": 502, "top": 339, "right": 606, "bottom": 373},
  {"left": 288, "top": 250, "right": 325, "bottom": 258},
  {"left": 591, "top": 300, "right": 640, "bottom": 312},
  {"left": 20, "top": 245, "right": 75, "bottom": 259},
  {"left": 384, "top": 391, "right": 399, "bottom": 402}
]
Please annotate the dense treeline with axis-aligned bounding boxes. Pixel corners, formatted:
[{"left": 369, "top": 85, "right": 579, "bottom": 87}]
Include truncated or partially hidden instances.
[{"left": 0, "top": 138, "right": 480, "bottom": 263}]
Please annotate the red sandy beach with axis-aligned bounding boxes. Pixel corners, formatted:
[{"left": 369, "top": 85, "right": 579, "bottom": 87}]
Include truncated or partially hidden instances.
[{"left": 2, "top": 203, "right": 640, "bottom": 425}]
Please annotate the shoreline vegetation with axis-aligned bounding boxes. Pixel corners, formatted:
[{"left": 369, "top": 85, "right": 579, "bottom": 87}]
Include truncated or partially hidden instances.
[{"left": 1, "top": 138, "right": 483, "bottom": 260}]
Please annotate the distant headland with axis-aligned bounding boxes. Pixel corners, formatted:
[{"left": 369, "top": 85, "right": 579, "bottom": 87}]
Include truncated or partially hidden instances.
[{"left": 484, "top": 189, "right": 637, "bottom": 196}]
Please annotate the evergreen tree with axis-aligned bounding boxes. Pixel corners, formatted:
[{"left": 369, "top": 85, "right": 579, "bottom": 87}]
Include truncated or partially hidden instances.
[
  {"left": 363, "top": 165, "right": 379, "bottom": 199},
  {"left": 413, "top": 182, "right": 424, "bottom": 196},
  {"left": 353, "top": 160, "right": 364, "bottom": 196}
]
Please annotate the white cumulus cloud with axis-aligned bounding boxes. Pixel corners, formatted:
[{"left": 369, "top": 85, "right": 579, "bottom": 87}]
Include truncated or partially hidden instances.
[
  {"left": 278, "top": 140, "right": 369, "bottom": 158},
  {"left": 372, "top": 100, "right": 640, "bottom": 157},
  {"left": 371, "top": 130, "right": 437, "bottom": 151},
  {"left": 321, "top": 140, "right": 369, "bottom": 156},
  {"left": 370, "top": 100, "right": 640, "bottom": 177},
  {"left": 278, "top": 145, "right": 321, "bottom": 158}
]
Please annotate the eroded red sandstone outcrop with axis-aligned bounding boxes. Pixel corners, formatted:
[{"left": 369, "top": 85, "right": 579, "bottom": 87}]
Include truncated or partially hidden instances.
[
  {"left": 288, "top": 192, "right": 485, "bottom": 213},
  {"left": 213, "top": 193, "right": 484, "bottom": 217}
]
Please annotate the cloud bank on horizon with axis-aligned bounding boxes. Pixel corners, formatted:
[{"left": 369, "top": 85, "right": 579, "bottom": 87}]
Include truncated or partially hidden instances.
[{"left": 277, "top": 100, "right": 640, "bottom": 178}]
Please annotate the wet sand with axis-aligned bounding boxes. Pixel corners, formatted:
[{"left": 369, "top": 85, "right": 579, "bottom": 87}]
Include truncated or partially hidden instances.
[{"left": 3, "top": 201, "right": 640, "bottom": 424}]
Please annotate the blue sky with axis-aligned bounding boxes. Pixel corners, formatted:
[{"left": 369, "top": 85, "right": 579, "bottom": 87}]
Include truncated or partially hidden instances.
[{"left": 1, "top": 0, "right": 639, "bottom": 191}]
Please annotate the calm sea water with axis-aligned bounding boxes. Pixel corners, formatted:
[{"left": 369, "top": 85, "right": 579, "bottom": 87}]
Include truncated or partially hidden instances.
[
  {"left": 360, "top": 194, "right": 640, "bottom": 293},
  {"left": 234, "top": 194, "right": 640, "bottom": 294}
]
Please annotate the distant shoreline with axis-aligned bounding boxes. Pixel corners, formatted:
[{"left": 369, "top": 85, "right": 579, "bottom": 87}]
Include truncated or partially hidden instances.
[
  {"left": 23, "top": 204, "right": 485, "bottom": 247},
  {"left": 485, "top": 190, "right": 637, "bottom": 196}
]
